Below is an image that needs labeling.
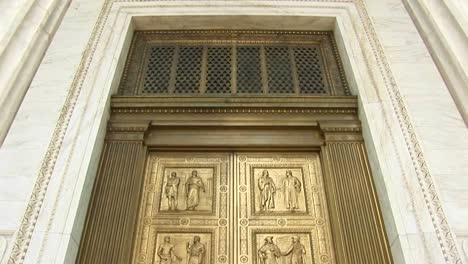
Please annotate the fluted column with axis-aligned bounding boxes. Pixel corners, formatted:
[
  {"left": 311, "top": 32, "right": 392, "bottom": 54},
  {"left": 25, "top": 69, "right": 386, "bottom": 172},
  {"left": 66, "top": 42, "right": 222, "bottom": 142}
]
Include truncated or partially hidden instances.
[
  {"left": 76, "top": 123, "right": 148, "bottom": 263},
  {"left": 320, "top": 121, "right": 393, "bottom": 264}
]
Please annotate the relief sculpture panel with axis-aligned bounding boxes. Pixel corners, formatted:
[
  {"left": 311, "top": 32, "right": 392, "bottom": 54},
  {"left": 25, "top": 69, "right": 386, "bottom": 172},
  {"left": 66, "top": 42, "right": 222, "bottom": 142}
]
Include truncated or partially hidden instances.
[
  {"left": 133, "top": 153, "right": 230, "bottom": 263},
  {"left": 154, "top": 232, "right": 212, "bottom": 264},
  {"left": 133, "top": 152, "right": 334, "bottom": 264},
  {"left": 254, "top": 168, "right": 307, "bottom": 214},
  {"left": 160, "top": 168, "right": 214, "bottom": 213},
  {"left": 237, "top": 153, "right": 335, "bottom": 264},
  {"left": 254, "top": 232, "right": 313, "bottom": 264}
]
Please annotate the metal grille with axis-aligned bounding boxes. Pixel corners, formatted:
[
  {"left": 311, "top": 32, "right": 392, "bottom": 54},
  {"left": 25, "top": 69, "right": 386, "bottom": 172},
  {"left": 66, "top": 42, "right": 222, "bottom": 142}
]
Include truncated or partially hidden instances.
[
  {"left": 174, "top": 47, "right": 203, "bottom": 94},
  {"left": 140, "top": 45, "right": 327, "bottom": 95},
  {"left": 206, "top": 47, "right": 232, "bottom": 94},
  {"left": 265, "top": 47, "right": 294, "bottom": 94},
  {"left": 142, "top": 47, "right": 174, "bottom": 94},
  {"left": 122, "top": 31, "right": 351, "bottom": 96},
  {"left": 294, "top": 47, "right": 327, "bottom": 94},
  {"left": 237, "top": 47, "right": 262, "bottom": 93}
]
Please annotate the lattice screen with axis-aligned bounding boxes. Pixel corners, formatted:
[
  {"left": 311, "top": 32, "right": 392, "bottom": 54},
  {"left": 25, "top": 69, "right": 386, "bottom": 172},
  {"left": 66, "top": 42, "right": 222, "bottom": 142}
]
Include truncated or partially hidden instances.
[
  {"left": 140, "top": 45, "right": 329, "bottom": 95},
  {"left": 119, "top": 31, "right": 350, "bottom": 96},
  {"left": 237, "top": 47, "right": 262, "bottom": 93}
]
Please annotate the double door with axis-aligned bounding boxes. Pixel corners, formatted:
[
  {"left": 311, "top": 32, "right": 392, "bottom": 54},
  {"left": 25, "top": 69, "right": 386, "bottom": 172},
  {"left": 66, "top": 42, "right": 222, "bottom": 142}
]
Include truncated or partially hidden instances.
[{"left": 133, "top": 152, "right": 335, "bottom": 264}]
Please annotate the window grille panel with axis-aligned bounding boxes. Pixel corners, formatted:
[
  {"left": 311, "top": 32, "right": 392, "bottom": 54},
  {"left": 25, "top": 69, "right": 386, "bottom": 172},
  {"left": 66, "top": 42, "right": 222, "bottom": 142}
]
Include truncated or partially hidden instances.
[
  {"left": 119, "top": 31, "right": 350, "bottom": 96},
  {"left": 294, "top": 47, "right": 327, "bottom": 94},
  {"left": 265, "top": 47, "right": 294, "bottom": 94},
  {"left": 206, "top": 47, "right": 232, "bottom": 94},
  {"left": 237, "top": 47, "right": 263, "bottom": 94},
  {"left": 174, "top": 46, "right": 203, "bottom": 94},
  {"left": 142, "top": 46, "right": 174, "bottom": 94}
]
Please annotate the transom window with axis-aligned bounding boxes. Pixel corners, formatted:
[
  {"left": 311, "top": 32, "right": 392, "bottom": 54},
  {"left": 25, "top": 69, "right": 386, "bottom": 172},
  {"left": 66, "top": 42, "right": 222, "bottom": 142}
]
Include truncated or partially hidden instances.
[{"left": 118, "top": 30, "right": 350, "bottom": 96}]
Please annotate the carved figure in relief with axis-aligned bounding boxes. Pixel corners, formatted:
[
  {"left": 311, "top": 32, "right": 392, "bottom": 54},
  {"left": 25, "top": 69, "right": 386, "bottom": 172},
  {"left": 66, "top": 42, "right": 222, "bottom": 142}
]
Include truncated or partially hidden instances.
[
  {"left": 258, "top": 170, "right": 276, "bottom": 211},
  {"left": 185, "top": 170, "right": 205, "bottom": 210},
  {"left": 156, "top": 236, "right": 182, "bottom": 264},
  {"left": 282, "top": 170, "right": 302, "bottom": 210},
  {"left": 165, "top": 172, "right": 181, "bottom": 210},
  {"left": 258, "top": 236, "right": 281, "bottom": 264},
  {"left": 186, "top": 236, "right": 206, "bottom": 264},
  {"left": 282, "top": 236, "right": 306, "bottom": 264}
]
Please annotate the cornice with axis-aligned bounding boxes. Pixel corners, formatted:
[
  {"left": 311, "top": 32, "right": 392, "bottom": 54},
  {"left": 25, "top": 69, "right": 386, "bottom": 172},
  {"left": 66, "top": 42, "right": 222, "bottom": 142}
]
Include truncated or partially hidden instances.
[
  {"left": 110, "top": 97, "right": 358, "bottom": 116},
  {"left": 111, "top": 96, "right": 358, "bottom": 109}
]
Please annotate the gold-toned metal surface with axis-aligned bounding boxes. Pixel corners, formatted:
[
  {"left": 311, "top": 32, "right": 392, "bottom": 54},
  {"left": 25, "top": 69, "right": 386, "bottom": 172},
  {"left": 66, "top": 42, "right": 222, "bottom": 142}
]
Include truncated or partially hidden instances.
[
  {"left": 76, "top": 29, "right": 391, "bottom": 263},
  {"left": 76, "top": 140, "right": 147, "bottom": 263},
  {"left": 132, "top": 152, "right": 335, "bottom": 264},
  {"left": 133, "top": 153, "right": 231, "bottom": 264},
  {"left": 321, "top": 142, "right": 393, "bottom": 264},
  {"left": 76, "top": 97, "right": 393, "bottom": 263},
  {"left": 118, "top": 30, "right": 349, "bottom": 96},
  {"left": 235, "top": 153, "right": 335, "bottom": 264}
]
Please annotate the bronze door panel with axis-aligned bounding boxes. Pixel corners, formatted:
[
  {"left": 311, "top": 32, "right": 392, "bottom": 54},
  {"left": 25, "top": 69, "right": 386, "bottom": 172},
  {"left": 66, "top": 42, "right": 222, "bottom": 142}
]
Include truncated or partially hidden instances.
[
  {"left": 234, "top": 153, "right": 335, "bottom": 264},
  {"left": 133, "top": 152, "right": 335, "bottom": 264},
  {"left": 133, "top": 153, "right": 232, "bottom": 264}
]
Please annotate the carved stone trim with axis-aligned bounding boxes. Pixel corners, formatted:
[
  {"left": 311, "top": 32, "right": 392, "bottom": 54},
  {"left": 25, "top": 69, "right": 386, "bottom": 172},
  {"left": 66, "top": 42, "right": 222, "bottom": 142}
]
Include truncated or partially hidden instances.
[
  {"left": 355, "top": 1, "right": 462, "bottom": 262},
  {"left": 7, "top": 0, "right": 115, "bottom": 262},
  {"left": 112, "top": 96, "right": 358, "bottom": 106}
]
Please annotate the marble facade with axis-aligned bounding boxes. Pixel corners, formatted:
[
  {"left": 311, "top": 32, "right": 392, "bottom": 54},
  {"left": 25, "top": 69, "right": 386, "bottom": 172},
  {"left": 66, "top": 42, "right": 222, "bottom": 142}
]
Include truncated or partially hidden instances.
[{"left": 0, "top": 0, "right": 466, "bottom": 264}]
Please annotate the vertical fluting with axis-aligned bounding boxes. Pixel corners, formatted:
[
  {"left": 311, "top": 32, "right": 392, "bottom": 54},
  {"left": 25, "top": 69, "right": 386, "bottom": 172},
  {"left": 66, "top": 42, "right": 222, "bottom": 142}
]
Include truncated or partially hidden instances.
[
  {"left": 325, "top": 142, "right": 393, "bottom": 264},
  {"left": 76, "top": 141, "right": 145, "bottom": 264}
]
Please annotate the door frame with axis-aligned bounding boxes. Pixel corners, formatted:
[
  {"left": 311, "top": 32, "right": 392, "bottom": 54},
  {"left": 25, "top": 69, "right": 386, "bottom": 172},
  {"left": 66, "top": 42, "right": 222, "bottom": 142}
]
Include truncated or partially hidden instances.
[{"left": 76, "top": 96, "right": 393, "bottom": 263}]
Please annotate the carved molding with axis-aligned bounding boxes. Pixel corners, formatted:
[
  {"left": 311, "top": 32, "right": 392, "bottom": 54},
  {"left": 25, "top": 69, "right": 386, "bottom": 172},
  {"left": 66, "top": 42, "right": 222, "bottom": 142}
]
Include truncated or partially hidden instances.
[
  {"left": 107, "top": 122, "right": 150, "bottom": 132},
  {"left": 319, "top": 121, "right": 363, "bottom": 142},
  {"left": 357, "top": 1, "right": 462, "bottom": 261},
  {"left": 112, "top": 107, "right": 357, "bottom": 115},
  {"left": 319, "top": 120, "right": 362, "bottom": 132},
  {"left": 111, "top": 96, "right": 358, "bottom": 108},
  {"left": 106, "top": 121, "right": 150, "bottom": 141}
]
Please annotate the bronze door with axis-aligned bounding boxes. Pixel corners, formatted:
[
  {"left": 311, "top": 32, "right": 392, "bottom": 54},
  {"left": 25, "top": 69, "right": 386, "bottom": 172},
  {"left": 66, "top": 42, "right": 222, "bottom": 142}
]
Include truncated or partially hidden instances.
[
  {"left": 133, "top": 152, "right": 335, "bottom": 264},
  {"left": 76, "top": 30, "right": 393, "bottom": 263}
]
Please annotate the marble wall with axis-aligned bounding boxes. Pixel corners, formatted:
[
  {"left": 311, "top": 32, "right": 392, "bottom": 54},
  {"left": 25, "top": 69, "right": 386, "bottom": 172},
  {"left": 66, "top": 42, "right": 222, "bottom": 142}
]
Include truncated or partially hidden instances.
[
  {"left": 0, "top": 232, "right": 13, "bottom": 263},
  {"left": 0, "top": 0, "right": 72, "bottom": 145},
  {"left": 0, "top": 0, "right": 466, "bottom": 263},
  {"left": 402, "top": 0, "right": 468, "bottom": 124}
]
